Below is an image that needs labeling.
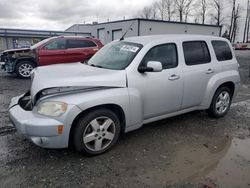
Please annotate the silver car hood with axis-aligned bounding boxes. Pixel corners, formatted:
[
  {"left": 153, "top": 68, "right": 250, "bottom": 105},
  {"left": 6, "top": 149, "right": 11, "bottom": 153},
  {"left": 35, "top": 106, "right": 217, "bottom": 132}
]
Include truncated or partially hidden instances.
[{"left": 31, "top": 62, "right": 127, "bottom": 101}]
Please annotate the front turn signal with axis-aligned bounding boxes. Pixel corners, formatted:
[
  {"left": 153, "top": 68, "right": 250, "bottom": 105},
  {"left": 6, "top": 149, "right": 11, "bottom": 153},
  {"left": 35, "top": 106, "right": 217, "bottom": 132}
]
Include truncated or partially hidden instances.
[{"left": 58, "top": 125, "right": 64, "bottom": 135}]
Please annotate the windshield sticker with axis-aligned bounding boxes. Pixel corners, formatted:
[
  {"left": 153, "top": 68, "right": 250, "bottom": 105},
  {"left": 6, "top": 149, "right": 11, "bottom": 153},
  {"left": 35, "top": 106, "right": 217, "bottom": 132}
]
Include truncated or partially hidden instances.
[{"left": 120, "top": 45, "right": 139, "bottom": 53}]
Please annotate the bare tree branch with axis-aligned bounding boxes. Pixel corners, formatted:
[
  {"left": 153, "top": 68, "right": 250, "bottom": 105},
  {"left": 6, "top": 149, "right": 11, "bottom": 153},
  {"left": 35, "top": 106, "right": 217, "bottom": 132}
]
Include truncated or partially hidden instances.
[
  {"left": 231, "top": 4, "right": 241, "bottom": 42},
  {"left": 166, "top": 0, "right": 175, "bottom": 21},
  {"left": 152, "top": 2, "right": 159, "bottom": 19},
  {"left": 157, "top": 0, "right": 167, "bottom": 20},
  {"left": 174, "top": 0, "right": 193, "bottom": 22},
  {"left": 211, "top": 0, "right": 224, "bottom": 26},
  {"left": 201, "top": 0, "right": 207, "bottom": 24},
  {"left": 184, "top": 0, "right": 193, "bottom": 23},
  {"left": 139, "top": 6, "right": 153, "bottom": 19},
  {"left": 229, "top": 0, "right": 236, "bottom": 41}
]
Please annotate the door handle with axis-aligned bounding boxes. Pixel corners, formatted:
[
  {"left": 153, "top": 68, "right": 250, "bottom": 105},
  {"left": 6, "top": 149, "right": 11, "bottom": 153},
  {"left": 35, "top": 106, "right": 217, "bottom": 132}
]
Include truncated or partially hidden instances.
[
  {"left": 168, "top": 74, "right": 180, "bottom": 81},
  {"left": 206, "top": 69, "right": 214, "bottom": 74}
]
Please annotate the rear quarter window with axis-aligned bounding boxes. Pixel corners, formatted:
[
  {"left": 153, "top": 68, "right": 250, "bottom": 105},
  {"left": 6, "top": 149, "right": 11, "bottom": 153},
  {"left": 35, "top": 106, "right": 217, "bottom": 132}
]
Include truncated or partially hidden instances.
[
  {"left": 67, "top": 39, "right": 97, "bottom": 48},
  {"left": 212, "top": 40, "right": 233, "bottom": 61}
]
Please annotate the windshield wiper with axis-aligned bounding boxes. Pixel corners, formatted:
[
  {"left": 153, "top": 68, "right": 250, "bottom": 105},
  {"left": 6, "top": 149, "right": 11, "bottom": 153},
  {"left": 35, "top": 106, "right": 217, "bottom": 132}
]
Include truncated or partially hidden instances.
[{"left": 90, "top": 64, "right": 103, "bottom": 68}]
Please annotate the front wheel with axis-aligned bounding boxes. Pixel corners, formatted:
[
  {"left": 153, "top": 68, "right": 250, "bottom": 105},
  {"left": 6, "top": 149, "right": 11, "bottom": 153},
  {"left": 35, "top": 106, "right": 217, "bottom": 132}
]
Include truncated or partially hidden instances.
[
  {"left": 73, "top": 108, "right": 121, "bottom": 156},
  {"left": 207, "top": 87, "right": 232, "bottom": 118},
  {"left": 15, "top": 61, "right": 35, "bottom": 79}
]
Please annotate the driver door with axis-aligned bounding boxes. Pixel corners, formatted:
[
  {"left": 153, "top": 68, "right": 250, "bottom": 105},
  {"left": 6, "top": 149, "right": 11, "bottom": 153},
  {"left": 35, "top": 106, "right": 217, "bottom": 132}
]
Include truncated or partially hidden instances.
[{"left": 127, "top": 43, "right": 183, "bottom": 120}]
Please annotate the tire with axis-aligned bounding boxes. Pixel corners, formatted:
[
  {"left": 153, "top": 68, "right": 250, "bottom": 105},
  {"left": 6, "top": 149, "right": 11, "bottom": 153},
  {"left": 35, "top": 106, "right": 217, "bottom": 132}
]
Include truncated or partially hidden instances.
[
  {"left": 207, "top": 87, "right": 232, "bottom": 118},
  {"left": 73, "top": 108, "right": 121, "bottom": 156},
  {"left": 15, "top": 61, "right": 35, "bottom": 79}
]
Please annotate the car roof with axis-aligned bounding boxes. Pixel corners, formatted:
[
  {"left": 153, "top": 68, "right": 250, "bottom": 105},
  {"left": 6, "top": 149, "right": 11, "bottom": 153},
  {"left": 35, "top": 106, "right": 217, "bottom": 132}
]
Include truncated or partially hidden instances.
[
  {"left": 124, "top": 34, "right": 227, "bottom": 46},
  {"left": 54, "top": 36, "right": 98, "bottom": 40}
]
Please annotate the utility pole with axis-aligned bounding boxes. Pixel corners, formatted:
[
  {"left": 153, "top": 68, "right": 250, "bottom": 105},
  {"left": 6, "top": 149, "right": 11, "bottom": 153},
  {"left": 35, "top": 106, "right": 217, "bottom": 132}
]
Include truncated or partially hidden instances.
[
  {"left": 247, "top": 16, "right": 250, "bottom": 42},
  {"left": 243, "top": 0, "right": 250, "bottom": 43},
  {"left": 229, "top": 0, "right": 236, "bottom": 42},
  {"left": 232, "top": 4, "right": 240, "bottom": 43}
]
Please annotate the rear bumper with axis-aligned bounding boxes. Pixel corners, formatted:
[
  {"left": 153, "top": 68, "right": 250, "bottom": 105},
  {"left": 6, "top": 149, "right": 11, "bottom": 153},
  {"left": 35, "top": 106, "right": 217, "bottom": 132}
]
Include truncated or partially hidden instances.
[{"left": 9, "top": 95, "right": 72, "bottom": 148}]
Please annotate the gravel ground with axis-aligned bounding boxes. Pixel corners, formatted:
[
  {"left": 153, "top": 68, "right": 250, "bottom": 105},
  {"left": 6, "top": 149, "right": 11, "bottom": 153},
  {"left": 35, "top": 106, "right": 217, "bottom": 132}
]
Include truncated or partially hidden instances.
[{"left": 0, "top": 51, "right": 250, "bottom": 188}]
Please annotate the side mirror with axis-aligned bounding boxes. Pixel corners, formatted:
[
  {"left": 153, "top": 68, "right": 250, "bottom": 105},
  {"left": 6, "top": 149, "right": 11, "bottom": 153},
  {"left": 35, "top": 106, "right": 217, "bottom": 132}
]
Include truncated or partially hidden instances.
[{"left": 138, "top": 61, "right": 163, "bottom": 73}]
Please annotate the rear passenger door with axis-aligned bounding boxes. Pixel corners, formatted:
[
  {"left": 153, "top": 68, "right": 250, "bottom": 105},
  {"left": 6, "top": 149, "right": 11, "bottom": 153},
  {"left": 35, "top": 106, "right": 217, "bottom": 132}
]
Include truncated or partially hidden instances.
[
  {"left": 66, "top": 39, "right": 98, "bottom": 63},
  {"left": 181, "top": 41, "right": 221, "bottom": 109}
]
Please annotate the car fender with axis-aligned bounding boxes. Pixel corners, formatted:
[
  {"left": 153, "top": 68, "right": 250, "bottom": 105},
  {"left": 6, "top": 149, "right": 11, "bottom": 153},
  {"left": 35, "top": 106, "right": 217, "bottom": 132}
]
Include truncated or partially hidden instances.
[
  {"left": 201, "top": 70, "right": 241, "bottom": 108},
  {"left": 45, "top": 88, "right": 144, "bottom": 131},
  {"left": 14, "top": 56, "right": 37, "bottom": 69}
]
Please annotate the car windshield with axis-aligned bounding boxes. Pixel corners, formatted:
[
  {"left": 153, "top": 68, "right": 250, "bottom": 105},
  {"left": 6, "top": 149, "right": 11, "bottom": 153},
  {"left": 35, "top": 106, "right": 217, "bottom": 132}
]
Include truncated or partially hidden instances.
[
  {"left": 88, "top": 41, "right": 143, "bottom": 70},
  {"left": 30, "top": 38, "right": 55, "bottom": 50}
]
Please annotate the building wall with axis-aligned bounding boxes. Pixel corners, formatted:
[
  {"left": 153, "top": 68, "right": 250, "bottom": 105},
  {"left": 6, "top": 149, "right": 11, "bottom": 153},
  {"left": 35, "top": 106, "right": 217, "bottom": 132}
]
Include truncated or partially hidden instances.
[
  {"left": 6, "top": 37, "right": 13, "bottom": 49},
  {"left": 66, "top": 24, "right": 93, "bottom": 33},
  {"left": 0, "top": 36, "right": 45, "bottom": 51},
  {"left": 0, "top": 37, "right": 13, "bottom": 51},
  {"left": 90, "top": 20, "right": 139, "bottom": 44},
  {"left": 139, "top": 20, "right": 221, "bottom": 36},
  {"left": 66, "top": 19, "right": 221, "bottom": 45},
  {"left": 0, "top": 28, "right": 91, "bottom": 51},
  {"left": 0, "top": 37, "right": 5, "bottom": 51},
  {"left": 67, "top": 20, "right": 139, "bottom": 44}
]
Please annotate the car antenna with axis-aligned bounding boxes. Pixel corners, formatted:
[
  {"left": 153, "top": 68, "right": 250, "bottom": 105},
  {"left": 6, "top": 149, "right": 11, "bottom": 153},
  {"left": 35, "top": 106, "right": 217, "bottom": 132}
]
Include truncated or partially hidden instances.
[{"left": 120, "top": 20, "right": 136, "bottom": 41}]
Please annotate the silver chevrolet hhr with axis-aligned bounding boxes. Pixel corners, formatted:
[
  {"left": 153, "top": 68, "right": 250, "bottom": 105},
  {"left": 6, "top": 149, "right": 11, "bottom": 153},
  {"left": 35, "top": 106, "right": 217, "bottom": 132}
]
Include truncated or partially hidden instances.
[{"left": 9, "top": 35, "right": 241, "bottom": 156}]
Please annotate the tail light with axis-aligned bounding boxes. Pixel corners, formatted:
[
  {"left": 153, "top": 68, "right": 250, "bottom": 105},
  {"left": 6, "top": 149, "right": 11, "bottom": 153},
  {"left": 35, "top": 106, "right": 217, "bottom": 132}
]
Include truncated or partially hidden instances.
[{"left": 93, "top": 48, "right": 99, "bottom": 52}]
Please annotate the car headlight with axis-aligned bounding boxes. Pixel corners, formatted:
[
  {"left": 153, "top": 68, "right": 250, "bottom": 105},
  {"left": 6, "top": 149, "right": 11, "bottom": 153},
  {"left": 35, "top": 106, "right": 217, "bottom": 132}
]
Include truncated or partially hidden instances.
[{"left": 37, "top": 101, "right": 68, "bottom": 117}]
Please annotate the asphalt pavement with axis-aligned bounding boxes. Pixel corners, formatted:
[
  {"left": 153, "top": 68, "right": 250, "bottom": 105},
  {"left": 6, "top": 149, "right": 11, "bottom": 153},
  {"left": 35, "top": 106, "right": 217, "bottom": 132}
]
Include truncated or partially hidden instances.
[{"left": 0, "top": 51, "right": 250, "bottom": 188}]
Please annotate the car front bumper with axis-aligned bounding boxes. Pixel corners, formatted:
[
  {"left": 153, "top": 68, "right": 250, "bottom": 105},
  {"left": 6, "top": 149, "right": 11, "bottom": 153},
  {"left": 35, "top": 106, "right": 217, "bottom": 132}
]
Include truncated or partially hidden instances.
[
  {"left": 1, "top": 61, "right": 14, "bottom": 72},
  {"left": 0, "top": 62, "right": 5, "bottom": 70},
  {"left": 9, "top": 94, "right": 74, "bottom": 148}
]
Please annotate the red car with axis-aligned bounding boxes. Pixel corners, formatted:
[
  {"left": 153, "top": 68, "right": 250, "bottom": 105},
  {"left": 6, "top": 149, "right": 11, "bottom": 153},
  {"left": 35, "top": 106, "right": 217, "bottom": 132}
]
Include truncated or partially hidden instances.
[{"left": 0, "top": 36, "right": 103, "bottom": 78}]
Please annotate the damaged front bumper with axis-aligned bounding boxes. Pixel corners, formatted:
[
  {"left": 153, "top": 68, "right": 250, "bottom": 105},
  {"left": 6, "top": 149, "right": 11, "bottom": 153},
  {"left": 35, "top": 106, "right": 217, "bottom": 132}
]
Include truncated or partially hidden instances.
[
  {"left": 0, "top": 58, "right": 14, "bottom": 73},
  {"left": 0, "top": 62, "right": 5, "bottom": 70},
  {"left": 9, "top": 92, "right": 79, "bottom": 148}
]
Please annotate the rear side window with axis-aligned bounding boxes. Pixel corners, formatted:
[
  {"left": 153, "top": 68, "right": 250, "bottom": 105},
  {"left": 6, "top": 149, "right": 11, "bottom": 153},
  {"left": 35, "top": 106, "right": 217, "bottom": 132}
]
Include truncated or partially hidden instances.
[
  {"left": 183, "top": 41, "right": 211, "bottom": 65},
  {"left": 141, "top": 43, "right": 178, "bottom": 69},
  {"left": 45, "top": 39, "right": 66, "bottom": 50},
  {"left": 212, "top": 40, "right": 233, "bottom": 61},
  {"left": 67, "top": 39, "right": 97, "bottom": 48}
]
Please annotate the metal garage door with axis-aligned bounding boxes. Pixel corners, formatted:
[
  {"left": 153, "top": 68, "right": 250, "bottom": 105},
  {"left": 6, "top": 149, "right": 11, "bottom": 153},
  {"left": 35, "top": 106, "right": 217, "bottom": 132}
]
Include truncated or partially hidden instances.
[
  {"left": 0, "top": 37, "right": 4, "bottom": 51},
  {"left": 97, "top": 28, "right": 105, "bottom": 44},
  {"left": 112, "top": 29, "right": 123, "bottom": 41}
]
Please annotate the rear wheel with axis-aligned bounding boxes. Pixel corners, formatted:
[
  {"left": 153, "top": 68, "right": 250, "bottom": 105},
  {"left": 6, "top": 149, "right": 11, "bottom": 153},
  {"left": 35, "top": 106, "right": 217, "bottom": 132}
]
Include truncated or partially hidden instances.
[
  {"left": 15, "top": 61, "right": 35, "bottom": 79},
  {"left": 207, "top": 87, "right": 232, "bottom": 118},
  {"left": 73, "top": 108, "right": 121, "bottom": 156}
]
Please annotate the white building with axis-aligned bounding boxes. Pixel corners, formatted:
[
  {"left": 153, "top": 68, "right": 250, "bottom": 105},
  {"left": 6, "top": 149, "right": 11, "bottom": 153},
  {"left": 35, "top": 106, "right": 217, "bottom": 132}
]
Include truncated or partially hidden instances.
[
  {"left": 0, "top": 28, "right": 90, "bottom": 51},
  {"left": 66, "top": 18, "right": 222, "bottom": 44}
]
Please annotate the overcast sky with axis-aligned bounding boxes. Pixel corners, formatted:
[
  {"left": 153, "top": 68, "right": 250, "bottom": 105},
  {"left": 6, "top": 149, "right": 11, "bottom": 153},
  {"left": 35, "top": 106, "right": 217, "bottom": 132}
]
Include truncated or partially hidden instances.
[
  {"left": 0, "top": 0, "right": 248, "bottom": 40},
  {"left": 0, "top": 0, "right": 156, "bottom": 30}
]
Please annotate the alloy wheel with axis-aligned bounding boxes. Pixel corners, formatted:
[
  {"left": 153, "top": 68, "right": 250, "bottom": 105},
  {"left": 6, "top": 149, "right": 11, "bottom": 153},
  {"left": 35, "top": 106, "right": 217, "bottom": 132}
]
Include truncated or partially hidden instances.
[
  {"left": 215, "top": 91, "right": 231, "bottom": 115},
  {"left": 18, "top": 63, "right": 34, "bottom": 78},
  {"left": 83, "top": 116, "right": 116, "bottom": 152}
]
